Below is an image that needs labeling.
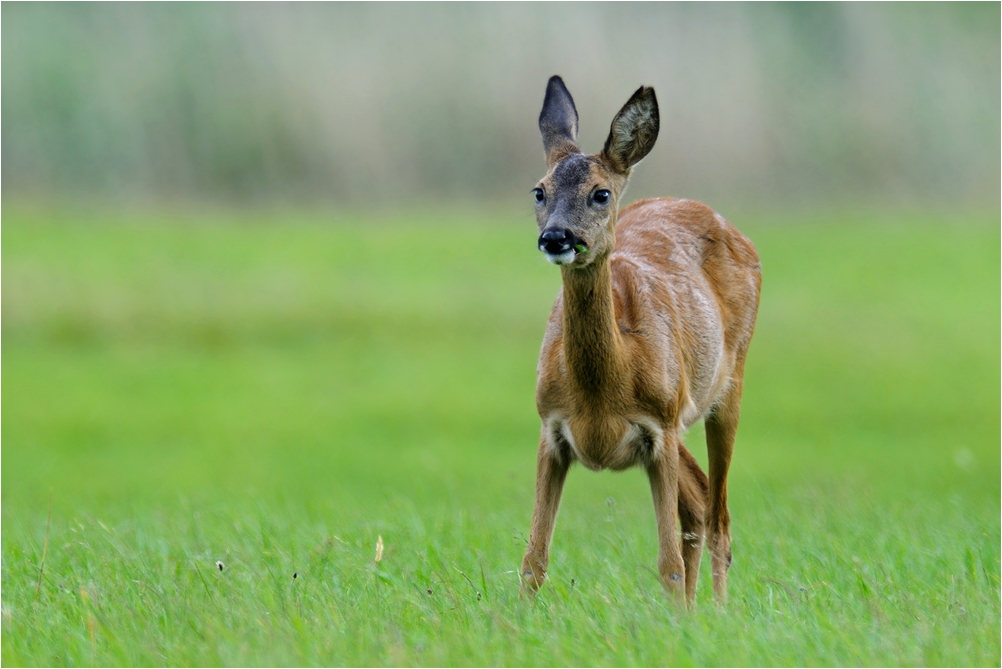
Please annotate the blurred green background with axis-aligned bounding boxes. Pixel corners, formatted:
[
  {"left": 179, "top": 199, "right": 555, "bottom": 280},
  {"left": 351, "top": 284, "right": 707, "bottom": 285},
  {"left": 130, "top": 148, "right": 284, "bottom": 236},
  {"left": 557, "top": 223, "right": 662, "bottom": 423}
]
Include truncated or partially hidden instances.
[
  {"left": 3, "top": 3, "right": 999, "bottom": 208},
  {"left": 2, "top": 4, "right": 999, "bottom": 666}
]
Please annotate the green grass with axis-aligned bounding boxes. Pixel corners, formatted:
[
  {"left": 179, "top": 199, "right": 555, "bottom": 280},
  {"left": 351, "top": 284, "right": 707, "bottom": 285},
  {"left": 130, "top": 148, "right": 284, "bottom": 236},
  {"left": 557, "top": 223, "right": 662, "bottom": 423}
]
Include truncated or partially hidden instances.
[{"left": 2, "top": 205, "right": 999, "bottom": 666}]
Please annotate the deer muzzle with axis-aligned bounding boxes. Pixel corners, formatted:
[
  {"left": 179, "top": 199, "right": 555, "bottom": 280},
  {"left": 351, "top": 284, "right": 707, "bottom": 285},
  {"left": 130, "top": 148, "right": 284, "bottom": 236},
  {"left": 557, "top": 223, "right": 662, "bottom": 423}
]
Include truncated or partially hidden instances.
[{"left": 538, "top": 227, "right": 587, "bottom": 258}]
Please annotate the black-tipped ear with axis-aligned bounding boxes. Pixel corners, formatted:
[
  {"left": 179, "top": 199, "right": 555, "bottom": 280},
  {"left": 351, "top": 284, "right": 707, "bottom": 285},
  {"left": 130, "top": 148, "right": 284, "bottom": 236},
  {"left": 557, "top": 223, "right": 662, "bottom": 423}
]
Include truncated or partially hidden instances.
[
  {"left": 602, "top": 86, "right": 659, "bottom": 174},
  {"left": 539, "top": 76, "right": 580, "bottom": 166}
]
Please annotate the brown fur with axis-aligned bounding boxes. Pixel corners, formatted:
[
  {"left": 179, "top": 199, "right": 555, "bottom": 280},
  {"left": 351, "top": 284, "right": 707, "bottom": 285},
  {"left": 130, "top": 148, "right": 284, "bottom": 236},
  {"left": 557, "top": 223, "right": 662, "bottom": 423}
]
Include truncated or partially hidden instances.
[{"left": 521, "top": 77, "right": 761, "bottom": 606}]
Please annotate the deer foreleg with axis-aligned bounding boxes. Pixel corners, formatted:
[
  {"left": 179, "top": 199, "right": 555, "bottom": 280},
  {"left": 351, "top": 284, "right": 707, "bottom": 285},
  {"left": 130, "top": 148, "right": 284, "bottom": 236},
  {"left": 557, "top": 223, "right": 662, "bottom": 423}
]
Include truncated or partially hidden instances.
[
  {"left": 521, "top": 433, "right": 570, "bottom": 594},
  {"left": 647, "top": 436, "right": 686, "bottom": 604}
]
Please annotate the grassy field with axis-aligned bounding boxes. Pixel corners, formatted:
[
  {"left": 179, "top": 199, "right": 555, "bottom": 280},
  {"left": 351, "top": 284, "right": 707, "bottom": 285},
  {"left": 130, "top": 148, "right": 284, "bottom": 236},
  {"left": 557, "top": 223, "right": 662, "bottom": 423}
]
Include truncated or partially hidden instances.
[{"left": 2, "top": 205, "right": 999, "bottom": 666}]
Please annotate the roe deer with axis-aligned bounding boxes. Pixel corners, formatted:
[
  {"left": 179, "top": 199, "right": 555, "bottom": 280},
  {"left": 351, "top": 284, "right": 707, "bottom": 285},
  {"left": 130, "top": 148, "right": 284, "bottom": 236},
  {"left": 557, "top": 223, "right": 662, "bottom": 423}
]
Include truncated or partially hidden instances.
[{"left": 520, "top": 76, "right": 761, "bottom": 605}]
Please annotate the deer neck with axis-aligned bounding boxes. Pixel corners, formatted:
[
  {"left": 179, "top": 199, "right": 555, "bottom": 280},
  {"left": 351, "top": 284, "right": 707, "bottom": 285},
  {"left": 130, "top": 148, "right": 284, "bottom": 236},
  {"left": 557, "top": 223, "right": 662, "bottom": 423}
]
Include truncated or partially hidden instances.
[{"left": 560, "top": 251, "right": 627, "bottom": 402}]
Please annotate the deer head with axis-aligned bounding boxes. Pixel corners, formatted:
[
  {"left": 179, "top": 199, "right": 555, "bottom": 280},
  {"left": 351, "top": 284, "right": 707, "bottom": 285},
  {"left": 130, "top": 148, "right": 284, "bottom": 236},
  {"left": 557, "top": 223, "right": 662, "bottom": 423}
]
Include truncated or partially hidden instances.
[{"left": 533, "top": 76, "right": 660, "bottom": 267}]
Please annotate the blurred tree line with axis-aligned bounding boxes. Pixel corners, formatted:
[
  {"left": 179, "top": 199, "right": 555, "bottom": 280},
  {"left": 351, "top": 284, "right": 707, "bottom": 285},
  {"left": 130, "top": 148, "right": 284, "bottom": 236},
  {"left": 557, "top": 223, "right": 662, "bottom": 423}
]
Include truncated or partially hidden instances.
[{"left": 2, "top": 3, "right": 998, "bottom": 209}]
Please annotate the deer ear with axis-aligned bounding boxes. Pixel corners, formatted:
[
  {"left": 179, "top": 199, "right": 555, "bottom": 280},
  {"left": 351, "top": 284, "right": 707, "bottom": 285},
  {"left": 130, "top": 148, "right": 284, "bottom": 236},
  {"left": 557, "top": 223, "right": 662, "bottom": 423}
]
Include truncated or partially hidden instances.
[
  {"left": 602, "top": 86, "right": 659, "bottom": 174},
  {"left": 539, "top": 76, "right": 580, "bottom": 167}
]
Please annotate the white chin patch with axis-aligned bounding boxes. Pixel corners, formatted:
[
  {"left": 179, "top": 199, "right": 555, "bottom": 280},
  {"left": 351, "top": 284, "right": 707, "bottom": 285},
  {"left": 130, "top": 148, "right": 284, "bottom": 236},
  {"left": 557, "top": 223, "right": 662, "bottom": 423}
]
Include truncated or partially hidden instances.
[{"left": 544, "top": 251, "right": 577, "bottom": 265}]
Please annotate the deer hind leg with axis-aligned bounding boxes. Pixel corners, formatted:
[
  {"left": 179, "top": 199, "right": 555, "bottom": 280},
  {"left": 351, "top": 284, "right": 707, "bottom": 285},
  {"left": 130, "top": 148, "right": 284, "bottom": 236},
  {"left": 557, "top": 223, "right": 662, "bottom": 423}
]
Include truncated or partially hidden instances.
[
  {"left": 678, "top": 443, "right": 708, "bottom": 605},
  {"left": 646, "top": 436, "right": 686, "bottom": 604},
  {"left": 521, "top": 430, "right": 570, "bottom": 595},
  {"left": 705, "top": 370, "right": 745, "bottom": 604}
]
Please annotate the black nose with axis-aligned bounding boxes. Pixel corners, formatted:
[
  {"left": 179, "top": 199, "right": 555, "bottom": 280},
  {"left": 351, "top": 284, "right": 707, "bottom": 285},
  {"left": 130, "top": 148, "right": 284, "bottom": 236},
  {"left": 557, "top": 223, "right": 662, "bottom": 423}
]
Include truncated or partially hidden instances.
[{"left": 538, "top": 228, "right": 572, "bottom": 254}]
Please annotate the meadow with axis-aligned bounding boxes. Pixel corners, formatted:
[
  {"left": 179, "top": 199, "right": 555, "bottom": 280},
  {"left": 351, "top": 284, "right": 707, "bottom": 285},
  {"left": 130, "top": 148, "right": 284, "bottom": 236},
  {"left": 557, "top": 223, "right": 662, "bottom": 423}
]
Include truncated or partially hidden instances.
[{"left": 2, "top": 205, "right": 999, "bottom": 666}]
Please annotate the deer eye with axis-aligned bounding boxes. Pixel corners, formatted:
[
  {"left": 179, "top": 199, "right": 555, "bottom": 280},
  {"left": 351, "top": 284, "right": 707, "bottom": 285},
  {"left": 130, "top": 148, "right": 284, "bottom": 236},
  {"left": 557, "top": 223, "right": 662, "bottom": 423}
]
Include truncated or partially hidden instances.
[
  {"left": 592, "top": 189, "right": 611, "bottom": 205},
  {"left": 532, "top": 188, "right": 545, "bottom": 203}
]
